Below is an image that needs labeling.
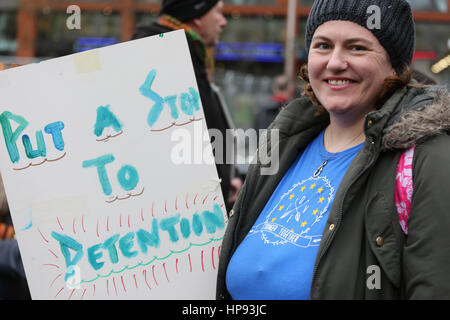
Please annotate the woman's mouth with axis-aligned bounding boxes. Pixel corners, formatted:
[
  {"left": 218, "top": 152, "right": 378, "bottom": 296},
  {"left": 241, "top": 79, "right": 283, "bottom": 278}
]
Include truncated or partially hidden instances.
[{"left": 325, "top": 78, "right": 356, "bottom": 89}]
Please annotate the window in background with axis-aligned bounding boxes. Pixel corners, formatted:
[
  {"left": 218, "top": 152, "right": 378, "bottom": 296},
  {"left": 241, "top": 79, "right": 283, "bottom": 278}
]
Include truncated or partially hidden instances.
[
  {"left": 215, "top": 15, "right": 307, "bottom": 129},
  {"left": 407, "top": 0, "right": 447, "bottom": 12},
  {"left": 413, "top": 21, "right": 450, "bottom": 85},
  {"left": 301, "top": 0, "right": 448, "bottom": 11},
  {"left": 135, "top": 11, "right": 160, "bottom": 28},
  {"left": 0, "top": 11, "right": 17, "bottom": 56},
  {"left": 215, "top": 14, "right": 286, "bottom": 128},
  {"left": 135, "top": 0, "right": 161, "bottom": 3},
  {"left": 223, "top": 0, "right": 277, "bottom": 4},
  {"left": 299, "top": 0, "right": 314, "bottom": 6},
  {"left": 36, "top": 11, "right": 121, "bottom": 58}
]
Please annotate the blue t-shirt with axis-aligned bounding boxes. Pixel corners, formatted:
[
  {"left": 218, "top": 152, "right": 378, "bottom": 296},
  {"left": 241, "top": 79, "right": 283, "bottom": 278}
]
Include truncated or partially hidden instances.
[{"left": 226, "top": 129, "right": 363, "bottom": 300}]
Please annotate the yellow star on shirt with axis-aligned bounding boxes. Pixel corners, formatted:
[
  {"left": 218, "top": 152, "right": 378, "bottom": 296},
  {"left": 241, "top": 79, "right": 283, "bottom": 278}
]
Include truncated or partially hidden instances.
[
  {"left": 301, "top": 186, "right": 306, "bottom": 192},
  {"left": 310, "top": 183, "right": 316, "bottom": 189},
  {"left": 312, "top": 209, "right": 319, "bottom": 215},
  {"left": 318, "top": 197, "right": 325, "bottom": 203},
  {"left": 289, "top": 194, "right": 295, "bottom": 199},
  {"left": 301, "top": 221, "right": 308, "bottom": 227},
  {"left": 317, "top": 187, "right": 324, "bottom": 194},
  {"left": 278, "top": 205, "right": 284, "bottom": 210}
]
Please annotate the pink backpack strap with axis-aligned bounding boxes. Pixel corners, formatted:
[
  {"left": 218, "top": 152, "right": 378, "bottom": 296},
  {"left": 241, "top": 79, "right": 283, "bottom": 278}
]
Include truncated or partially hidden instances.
[{"left": 395, "top": 145, "right": 415, "bottom": 234}]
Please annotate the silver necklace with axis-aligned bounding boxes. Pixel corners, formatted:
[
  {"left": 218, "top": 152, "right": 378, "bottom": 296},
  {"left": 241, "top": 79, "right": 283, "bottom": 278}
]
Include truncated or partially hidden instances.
[{"left": 313, "top": 127, "right": 364, "bottom": 178}]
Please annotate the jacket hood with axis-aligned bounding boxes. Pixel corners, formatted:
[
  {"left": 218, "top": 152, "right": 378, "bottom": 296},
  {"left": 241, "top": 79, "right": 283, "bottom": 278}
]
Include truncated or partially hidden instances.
[
  {"left": 272, "top": 85, "right": 450, "bottom": 152},
  {"left": 382, "top": 85, "right": 450, "bottom": 150}
]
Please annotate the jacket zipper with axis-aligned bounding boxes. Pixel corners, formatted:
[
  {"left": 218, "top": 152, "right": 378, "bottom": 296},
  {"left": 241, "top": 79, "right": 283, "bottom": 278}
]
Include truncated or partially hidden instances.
[{"left": 310, "top": 142, "right": 378, "bottom": 298}]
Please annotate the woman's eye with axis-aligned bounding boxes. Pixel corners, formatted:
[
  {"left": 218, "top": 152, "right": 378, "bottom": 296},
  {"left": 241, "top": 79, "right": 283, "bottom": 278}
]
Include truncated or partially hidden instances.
[
  {"left": 351, "top": 45, "right": 366, "bottom": 51},
  {"left": 316, "top": 43, "right": 330, "bottom": 50}
]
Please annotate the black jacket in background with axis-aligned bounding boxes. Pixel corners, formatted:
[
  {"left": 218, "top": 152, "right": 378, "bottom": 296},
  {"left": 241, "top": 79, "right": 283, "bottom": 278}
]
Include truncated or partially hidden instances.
[
  {"left": 132, "top": 24, "right": 234, "bottom": 212},
  {"left": 0, "top": 239, "right": 30, "bottom": 300}
]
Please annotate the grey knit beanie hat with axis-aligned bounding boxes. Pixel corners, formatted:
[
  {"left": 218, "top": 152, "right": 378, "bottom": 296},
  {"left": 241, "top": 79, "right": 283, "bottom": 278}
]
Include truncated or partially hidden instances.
[{"left": 305, "top": 0, "right": 415, "bottom": 69}]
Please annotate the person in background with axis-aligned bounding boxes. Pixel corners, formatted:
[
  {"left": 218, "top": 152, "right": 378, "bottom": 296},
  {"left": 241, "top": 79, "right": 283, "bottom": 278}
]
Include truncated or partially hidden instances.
[
  {"left": 132, "top": 0, "right": 242, "bottom": 213},
  {"left": 217, "top": 0, "right": 450, "bottom": 299},
  {"left": 254, "top": 74, "right": 296, "bottom": 131},
  {"left": 0, "top": 174, "right": 30, "bottom": 300}
]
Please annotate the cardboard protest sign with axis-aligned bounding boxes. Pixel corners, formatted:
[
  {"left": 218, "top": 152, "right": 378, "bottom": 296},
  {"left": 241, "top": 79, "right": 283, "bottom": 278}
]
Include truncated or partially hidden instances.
[{"left": 0, "top": 30, "right": 227, "bottom": 300}]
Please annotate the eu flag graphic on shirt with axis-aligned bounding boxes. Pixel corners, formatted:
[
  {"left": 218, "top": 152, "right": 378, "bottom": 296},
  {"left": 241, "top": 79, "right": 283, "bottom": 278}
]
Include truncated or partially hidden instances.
[{"left": 226, "top": 129, "right": 363, "bottom": 300}]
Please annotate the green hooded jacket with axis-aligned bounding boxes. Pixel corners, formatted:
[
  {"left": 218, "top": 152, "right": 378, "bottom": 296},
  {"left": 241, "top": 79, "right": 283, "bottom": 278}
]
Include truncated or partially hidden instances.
[{"left": 216, "top": 85, "right": 450, "bottom": 300}]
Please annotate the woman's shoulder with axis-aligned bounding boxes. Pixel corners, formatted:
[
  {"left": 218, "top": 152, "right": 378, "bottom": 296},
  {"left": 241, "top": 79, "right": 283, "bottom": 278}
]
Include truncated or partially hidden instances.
[
  {"left": 383, "top": 85, "right": 450, "bottom": 150},
  {"left": 269, "top": 96, "right": 328, "bottom": 136}
]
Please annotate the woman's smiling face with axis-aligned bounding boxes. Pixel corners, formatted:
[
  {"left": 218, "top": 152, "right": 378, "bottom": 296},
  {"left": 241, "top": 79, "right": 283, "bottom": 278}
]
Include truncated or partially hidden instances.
[{"left": 308, "top": 20, "right": 395, "bottom": 119}]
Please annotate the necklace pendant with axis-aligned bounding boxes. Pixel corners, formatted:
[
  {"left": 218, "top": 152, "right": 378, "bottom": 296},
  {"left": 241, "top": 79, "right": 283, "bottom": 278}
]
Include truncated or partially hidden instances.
[{"left": 313, "top": 160, "right": 328, "bottom": 178}]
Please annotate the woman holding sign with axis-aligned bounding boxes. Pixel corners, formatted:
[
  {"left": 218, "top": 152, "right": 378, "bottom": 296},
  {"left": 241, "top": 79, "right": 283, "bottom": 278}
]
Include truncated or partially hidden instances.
[{"left": 217, "top": 0, "right": 450, "bottom": 299}]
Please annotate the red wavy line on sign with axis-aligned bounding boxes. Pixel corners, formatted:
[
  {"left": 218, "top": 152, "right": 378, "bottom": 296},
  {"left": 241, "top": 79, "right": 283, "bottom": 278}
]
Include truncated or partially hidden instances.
[
  {"left": 163, "top": 263, "right": 170, "bottom": 283},
  {"left": 133, "top": 274, "right": 138, "bottom": 289},
  {"left": 81, "top": 288, "right": 87, "bottom": 300},
  {"left": 50, "top": 273, "right": 62, "bottom": 288},
  {"left": 48, "top": 248, "right": 59, "bottom": 259},
  {"left": 201, "top": 250, "right": 205, "bottom": 272},
  {"left": 188, "top": 254, "right": 192, "bottom": 272},
  {"left": 56, "top": 217, "right": 64, "bottom": 231},
  {"left": 121, "top": 275, "right": 127, "bottom": 293},
  {"left": 54, "top": 287, "right": 64, "bottom": 299},
  {"left": 82, "top": 215, "right": 86, "bottom": 233},
  {"left": 38, "top": 228, "right": 49, "bottom": 243},
  {"left": 68, "top": 288, "right": 75, "bottom": 300},
  {"left": 152, "top": 265, "right": 159, "bottom": 286},
  {"left": 113, "top": 277, "right": 118, "bottom": 296}
]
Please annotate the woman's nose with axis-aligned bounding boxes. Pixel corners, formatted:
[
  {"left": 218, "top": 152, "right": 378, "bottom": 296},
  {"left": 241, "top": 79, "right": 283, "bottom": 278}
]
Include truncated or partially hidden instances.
[{"left": 326, "top": 49, "right": 348, "bottom": 71}]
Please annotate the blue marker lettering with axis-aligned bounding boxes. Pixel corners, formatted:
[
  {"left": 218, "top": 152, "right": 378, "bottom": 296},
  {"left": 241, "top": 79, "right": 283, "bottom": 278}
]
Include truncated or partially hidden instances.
[
  {"left": 22, "top": 131, "right": 46, "bottom": 159},
  {"left": 117, "top": 165, "right": 139, "bottom": 191},
  {"left": 180, "top": 217, "right": 191, "bottom": 239},
  {"left": 82, "top": 154, "right": 115, "bottom": 196},
  {"left": 164, "top": 95, "right": 179, "bottom": 120},
  {"left": 179, "top": 92, "right": 194, "bottom": 116},
  {"left": 119, "top": 232, "right": 138, "bottom": 258},
  {"left": 51, "top": 231, "right": 84, "bottom": 280},
  {"left": 159, "top": 214, "right": 180, "bottom": 243},
  {"left": 192, "top": 213, "right": 203, "bottom": 236},
  {"left": 0, "top": 111, "right": 29, "bottom": 163},
  {"left": 139, "top": 69, "right": 165, "bottom": 127},
  {"left": 94, "top": 105, "right": 123, "bottom": 137},
  {"left": 136, "top": 219, "right": 160, "bottom": 254},
  {"left": 202, "top": 204, "right": 225, "bottom": 234},
  {"left": 87, "top": 243, "right": 104, "bottom": 271},
  {"left": 188, "top": 87, "right": 200, "bottom": 111},
  {"left": 44, "top": 121, "right": 65, "bottom": 151},
  {"left": 102, "top": 234, "right": 120, "bottom": 264}
]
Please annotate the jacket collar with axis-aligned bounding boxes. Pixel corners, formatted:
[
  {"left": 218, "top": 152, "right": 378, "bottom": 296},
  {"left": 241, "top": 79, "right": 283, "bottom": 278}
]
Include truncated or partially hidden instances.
[
  {"left": 271, "top": 85, "right": 449, "bottom": 151},
  {"left": 382, "top": 85, "right": 450, "bottom": 150}
]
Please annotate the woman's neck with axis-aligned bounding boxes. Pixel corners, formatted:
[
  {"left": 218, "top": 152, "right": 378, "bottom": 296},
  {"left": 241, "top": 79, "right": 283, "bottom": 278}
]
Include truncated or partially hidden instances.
[{"left": 324, "top": 115, "right": 367, "bottom": 153}]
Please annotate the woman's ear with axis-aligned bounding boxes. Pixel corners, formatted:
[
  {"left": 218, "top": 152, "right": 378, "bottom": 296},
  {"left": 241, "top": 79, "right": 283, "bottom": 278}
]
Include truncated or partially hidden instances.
[
  {"left": 191, "top": 18, "right": 202, "bottom": 30},
  {"left": 186, "top": 18, "right": 202, "bottom": 36}
]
